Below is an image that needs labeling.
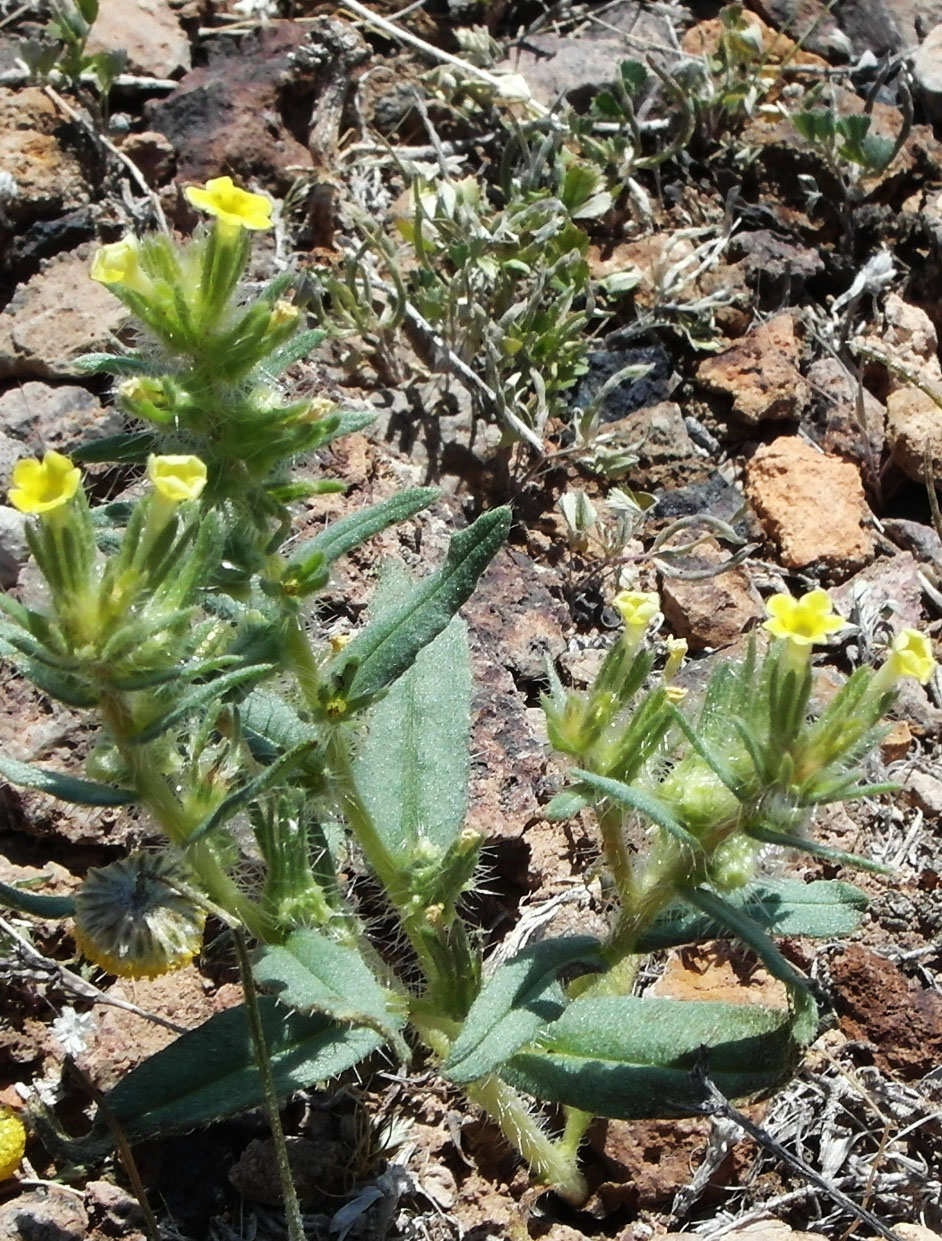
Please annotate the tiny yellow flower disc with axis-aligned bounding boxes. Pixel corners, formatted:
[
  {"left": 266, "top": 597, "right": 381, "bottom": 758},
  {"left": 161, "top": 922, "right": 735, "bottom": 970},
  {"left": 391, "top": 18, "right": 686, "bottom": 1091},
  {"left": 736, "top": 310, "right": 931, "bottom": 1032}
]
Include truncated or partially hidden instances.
[
  {"left": 762, "top": 588, "right": 846, "bottom": 647},
  {"left": 613, "top": 589, "right": 659, "bottom": 631},
  {"left": 185, "top": 176, "right": 272, "bottom": 231},
  {"left": 8, "top": 451, "right": 82, "bottom": 515},
  {"left": 90, "top": 237, "right": 142, "bottom": 286},
  {"left": 147, "top": 454, "right": 207, "bottom": 503},
  {"left": 0, "top": 1107, "right": 26, "bottom": 1181},
  {"left": 887, "top": 628, "right": 936, "bottom": 685}
]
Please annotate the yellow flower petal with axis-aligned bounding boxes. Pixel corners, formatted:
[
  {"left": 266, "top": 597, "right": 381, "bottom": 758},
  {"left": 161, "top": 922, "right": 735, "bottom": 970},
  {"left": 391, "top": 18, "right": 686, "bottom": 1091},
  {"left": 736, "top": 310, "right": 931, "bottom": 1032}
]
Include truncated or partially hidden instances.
[
  {"left": 0, "top": 1108, "right": 25, "bottom": 1181},
  {"left": 185, "top": 176, "right": 272, "bottom": 231},
  {"left": 147, "top": 454, "right": 207, "bottom": 503},
  {"left": 613, "top": 589, "right": 659, "bottom": 630},
  {"left": 762, "top": 588, "right": 845, "bottom": 647},
  {"left": 888, "top": 629, "right": 936, "bottom": 685},
  {"left": 8, "top": 451, "right": 82, "bottom": 515},
  {"left": 89, "top": 238, "right": 153, "bottom": 296}
]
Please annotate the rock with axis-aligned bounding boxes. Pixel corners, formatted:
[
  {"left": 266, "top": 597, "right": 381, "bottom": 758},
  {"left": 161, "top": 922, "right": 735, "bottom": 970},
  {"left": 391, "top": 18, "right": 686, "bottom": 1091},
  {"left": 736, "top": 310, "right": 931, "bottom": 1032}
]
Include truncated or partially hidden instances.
[
  {"left": 696, "top": 314, "right": 810, "bottom": 425},
  {"left": 733, "top": 229, "right": 824, "bottom": 308},
  {"left": 118, "top": 129, "right": 176, "bottom": 186},
  {"left": 0, "top": 86, "right": 92, "bottom": 224},
  {"left": 84, "top": 0, "right": 191, "bottom": 79},
  {"left": 881, "top": 293, "right": 941, "bottom": 381},
  {"left": 84, "top": 1181, "right": 148, "bottom": 1237},
  {"left": 880, "top": 718, "right": 913, "bottom": 761},
  {"left": 807, "top": 356, "right": 885, "bottom": 472},
  {"left": 747, "top": 0, "right": 849, "bottom": 57},
  {"left": 886, "top": 384, "right": 942, "bottom": 484},
  {"left": 659, "top": 535, "right": 764, "bottom": 651},
  {"left": 830, "top": 0, "right": 942, "bottom": 56},
  {"left": 830, "top": 551, "right": 925, "bottom": 632},
  {"left": 0, "top": 1187, "right": 89, "bottom": 1241},
  {"left": 649, "top": 942, "right": 789, "bottom": 1007},
  {"left": 0, "top": 507, "right": 27, "bottom": 588},
  {"left": 464, "top": 548, "right": 568, "bottom": 683},
  {"left": 662, "top": 1225, "right": 828, "bottom": 1241},
  {"left": 902, "top": 769, "right": 942, "bottom": 817},
  {"left": 0, "top": 382, "right": 121, "bottom": 463},
  {"left": 611, "top": 401, "right": 695, "bottom": 466},
  {"left": 147, "top": 23, "right": 311, "bottom": 188},
  {"left": 0, "top": 248, "right": 129, "bottom": 380},
  {"left": 830, "top": 943, "right": 942, "bottom": 1077},
  {"left": 744, "top": 436, "right": 874, "bottom": 570},
  {"left": 883, "top": 516, "right": 942, "bottom": 563}
]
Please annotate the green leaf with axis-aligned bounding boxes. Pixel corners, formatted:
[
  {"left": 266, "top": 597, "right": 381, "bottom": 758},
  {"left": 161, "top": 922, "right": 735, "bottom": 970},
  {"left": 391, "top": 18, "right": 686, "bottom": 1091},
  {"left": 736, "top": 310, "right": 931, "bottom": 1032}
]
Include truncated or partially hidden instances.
[
  {"left": 96, "top": 998, "right": 382, "bottom": 1141},
  {"left": 264, "top": 329, "right": 328, "bottom": 376},
  {"left": 188, "top": 739, "right": 321, "bottom": 844},
  {"left": 338, "top": 507, "right": 510, "bottom": 703},
  {"left": 0, "top": 878, "right": 75, "bottom": 918},
  {"left": 544, "top": 789, "right": 590, "bottom": 821},
  {"left": 637, "top": 877, "right": 868, "bottom": 950},
  {"left": 239, "top": 690, "right": 320, "bottom": 767},
  {"left": 678, "top": 886, "right": 807, "bottom": 990},
  {"left": 72, "top": 432, "right": 157, "bottom": 464},
  {"left": 0, "top": 753, "right": 134, "bottom": 806},
  {"left": 354, "top": 589, "right": 471, "bottom": 861},
  {"left": 443, "top": 936, "right": 603, "bottom": 1085},
  {"left": 504, "top": 994, "right": 813, "bottom": 1119},
  {"left": 747, "top": 825, "right": 890, "bottom": 874},
  {"left": 858, "top": 133, "right": 896, "bottom": 171},
  {"left": 619, "top": 59, "right": 648, "bottom": 94},
  {"left": 73, "top": 353, "right": 168, "bottom": 378},
  {"left": 288, "top": 487, "right": 439, "bottom": 575},
  {"left": 572, "top": 768, "right": 701, "bottom": 851},
  {"left": 254, "top": 928, "right": 408, "bottom": 1057},
  {"left": 128, "top": 662, "right": 276, "bottom": 744}
]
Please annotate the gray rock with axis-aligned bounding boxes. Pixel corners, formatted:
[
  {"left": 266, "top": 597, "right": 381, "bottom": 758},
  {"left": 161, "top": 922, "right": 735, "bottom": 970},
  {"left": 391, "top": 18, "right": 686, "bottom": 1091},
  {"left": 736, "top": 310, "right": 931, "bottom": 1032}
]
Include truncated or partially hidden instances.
[
  {"left": 0, "top": 506, "right": 28, "bottom": 588},
  {"left": 914, "top": 24, "right": 942, "bottom": 123}
]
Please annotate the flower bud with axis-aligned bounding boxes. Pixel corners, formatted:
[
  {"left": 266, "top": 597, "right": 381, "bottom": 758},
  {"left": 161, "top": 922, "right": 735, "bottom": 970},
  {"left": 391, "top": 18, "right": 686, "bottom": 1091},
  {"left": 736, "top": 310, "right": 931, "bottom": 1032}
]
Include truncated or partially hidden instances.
[
  {"left": 871, "top": 628, "right": 937, "bottom": 694},
  {"left": 90, "top": 238, "right": 154, "bottom": 297}
]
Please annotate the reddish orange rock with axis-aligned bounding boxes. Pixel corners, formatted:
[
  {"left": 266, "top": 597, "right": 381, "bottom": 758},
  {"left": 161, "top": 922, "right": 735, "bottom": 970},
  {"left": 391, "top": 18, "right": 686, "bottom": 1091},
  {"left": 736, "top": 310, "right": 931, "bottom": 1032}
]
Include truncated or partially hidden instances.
[
  {"left": 696, "top": 313, "right": 810, "bottom": 425},
  {"left": 744, "top": 436, "right": 874, "bottom": 569}
]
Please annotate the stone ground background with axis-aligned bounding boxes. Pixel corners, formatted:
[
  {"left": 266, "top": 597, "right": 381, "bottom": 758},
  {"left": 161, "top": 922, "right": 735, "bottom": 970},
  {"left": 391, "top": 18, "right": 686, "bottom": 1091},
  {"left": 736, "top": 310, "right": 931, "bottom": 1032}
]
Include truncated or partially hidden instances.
[{"left": 3, "top": 0, "right": 942, "bottom": 1238}]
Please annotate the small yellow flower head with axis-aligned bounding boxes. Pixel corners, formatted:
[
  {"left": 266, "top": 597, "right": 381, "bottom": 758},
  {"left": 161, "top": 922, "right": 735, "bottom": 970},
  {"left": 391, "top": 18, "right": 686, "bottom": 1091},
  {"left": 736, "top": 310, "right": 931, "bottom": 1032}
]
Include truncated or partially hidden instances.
[
  {"left": 664, "top": 636, "right": 688, "bottom": 680},
  {"left": 267, "top": 299, "right": 300, "bottom": 331},
  {"left": 882, "top": 629, "right": 936, "bottom": 686},
  {"left": 614, "top": 590, "right": 660, "bottom": 632},
  {"left": 0, "top": 1107, "right": 26, "bottom": 1181},
  {"left": 8, "top": 451, "right": 82, "bottom": 515},
  {"left": 147, "top": 454, "right": 207, "bottom": 503},
  {"left": 185, "top": 176, "right": 272, "bottom": 231},
  {"left": 90, "top": 237, "right": 145, "bottom": 287},
  {"left": 763, "top": 588, "right": 846, "bottom": 647},
  {"left": 73, "top": 852, "right": 206, "bottom": 979}
]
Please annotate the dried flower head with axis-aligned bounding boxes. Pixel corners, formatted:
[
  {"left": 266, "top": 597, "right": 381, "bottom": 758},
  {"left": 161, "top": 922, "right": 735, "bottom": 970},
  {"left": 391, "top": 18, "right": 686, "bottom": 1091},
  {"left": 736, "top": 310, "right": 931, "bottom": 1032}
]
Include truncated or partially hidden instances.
[
  {"left": 8, "top": 451, "right": 82, "bottom": 515},
  {"left": 763, "top": 588, "right": 846, "bottom": 647},
  {"left": 73, "top": 852, "right": 206, "bottom": 979},
  {"left": 185, "top": 176, "right": 272, "bottom": 231},
  {"left": 0, "top": 1108, "right": 25, "bottom": 1181},
  {"left": 147, "top": 454, "right": 207, "bottom": 503}
]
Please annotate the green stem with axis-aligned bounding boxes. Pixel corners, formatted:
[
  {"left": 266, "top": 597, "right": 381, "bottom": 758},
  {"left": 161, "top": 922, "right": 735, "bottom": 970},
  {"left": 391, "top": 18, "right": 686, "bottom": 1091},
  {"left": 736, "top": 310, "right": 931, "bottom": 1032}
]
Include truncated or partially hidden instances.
[
  {"left": 466, "top": 1076, "right": 588, "bottom": 1205},
  {"left": 233, "top": 928, "right": 306, "bottom": 1241}
]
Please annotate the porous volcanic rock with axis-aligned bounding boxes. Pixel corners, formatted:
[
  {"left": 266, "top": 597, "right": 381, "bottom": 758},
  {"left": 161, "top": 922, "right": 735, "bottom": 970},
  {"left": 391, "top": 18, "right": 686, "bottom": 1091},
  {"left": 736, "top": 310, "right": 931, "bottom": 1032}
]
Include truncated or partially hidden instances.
[
  {"left": 744, "top": 436, "right": 873, "bottom": 569},
  {"left": 696, "top": 314, "right": 810, "bottom": 425},
  {"left": 85, "top": 0, "right": 190, "bottom": 79}
]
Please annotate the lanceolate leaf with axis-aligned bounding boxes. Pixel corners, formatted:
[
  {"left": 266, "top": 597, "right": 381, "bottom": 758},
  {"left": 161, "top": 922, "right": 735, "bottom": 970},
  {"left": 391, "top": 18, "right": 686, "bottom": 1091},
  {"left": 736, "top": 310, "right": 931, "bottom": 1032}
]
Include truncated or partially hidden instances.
[
  {"left": 127, "top": 662, "right": 276, "bottom": 744},
  {"left": 338, "top": 507, "right": 511, "bottom": 703},
  {"left": 0, "top": 753, "right": 135, "bottom": 806},
  {"left": 572, "top": 769, "right": 700, "bottom": 851},
  {"left": 71, "top": 431, "right": 158, "bottom": 464},
  {"left": 504, "top": 995, "right": 814, "bottom": 1119},
  {"left": 239, "top": 690, "right": 320, "bottom": 766},
  {"left": 678, "top": 886, "right": 807, "bottom": 991},
  {"left": 354, "top": 609, "right": 471, "bottom": 862},
  {"left": 637, "top": 878, "right": 868, "bottom": 950},
  {"left": 0, "top": 878, "right": 75, "bottom": 918},
  {"left": 96, "top": 999, "right": 383, "bottom": 1141},
  {"left": 443, "top": 936, "right": 603, "bottom": 1085},
  {"left": 253, "top": 928, "right": 408, "bottom": 1057},
  {"left": 290, "top": 487, "right": 439, "bottom": 573},
  {"left": 748, "top": 825, "right": 890, "bottom": 874}
]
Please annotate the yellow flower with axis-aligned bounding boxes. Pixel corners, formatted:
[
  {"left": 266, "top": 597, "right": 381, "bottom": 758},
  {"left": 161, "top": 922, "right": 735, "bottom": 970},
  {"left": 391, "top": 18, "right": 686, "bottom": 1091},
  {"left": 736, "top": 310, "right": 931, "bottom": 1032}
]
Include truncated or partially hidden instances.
[
  {"left": 875, "top": 628, "right": 936, "bottom": 690},
  {"left": 0, "top": 1107, "right": 25, "bottom": 1181},
  {"left": 73, "top": 853, "right": 206, "bottom": 980},
  {"left": 8, "top": 451, "right": 82, "bottom": 515},
  {"left": 147, "top": 454, "right": 207, "bottom": 503},
  {"left": 614, "top": 590, "right": 659, "bottom": 632},
  {"left": 185, "top": 176, "right": 272, "bottom": 231},
  {"left": 664, "top": 636, "right": 688, "bottom": 680},
  {"left": 90, "top": 238, "right": 151, "bottom": 294},
  {"left": 267, "top": 300, "right": 299, "bottom": 331},
  {"left": 762, "top": 588, "right": 846, "bottom": 647}
]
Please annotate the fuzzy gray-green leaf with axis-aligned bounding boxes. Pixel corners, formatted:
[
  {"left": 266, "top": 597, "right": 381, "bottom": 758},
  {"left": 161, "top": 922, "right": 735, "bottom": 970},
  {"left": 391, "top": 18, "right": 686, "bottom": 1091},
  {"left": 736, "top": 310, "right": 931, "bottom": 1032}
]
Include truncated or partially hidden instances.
[{"left": 0, "top": 753, "right": 135, "bottom": 806}]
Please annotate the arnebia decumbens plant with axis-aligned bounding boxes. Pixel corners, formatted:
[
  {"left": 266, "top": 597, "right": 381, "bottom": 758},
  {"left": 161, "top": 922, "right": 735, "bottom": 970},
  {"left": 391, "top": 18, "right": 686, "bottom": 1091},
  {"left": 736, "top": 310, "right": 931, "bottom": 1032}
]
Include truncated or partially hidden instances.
[{"left": 0, "top": 177, "right": 935, "bottom": 1229}]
